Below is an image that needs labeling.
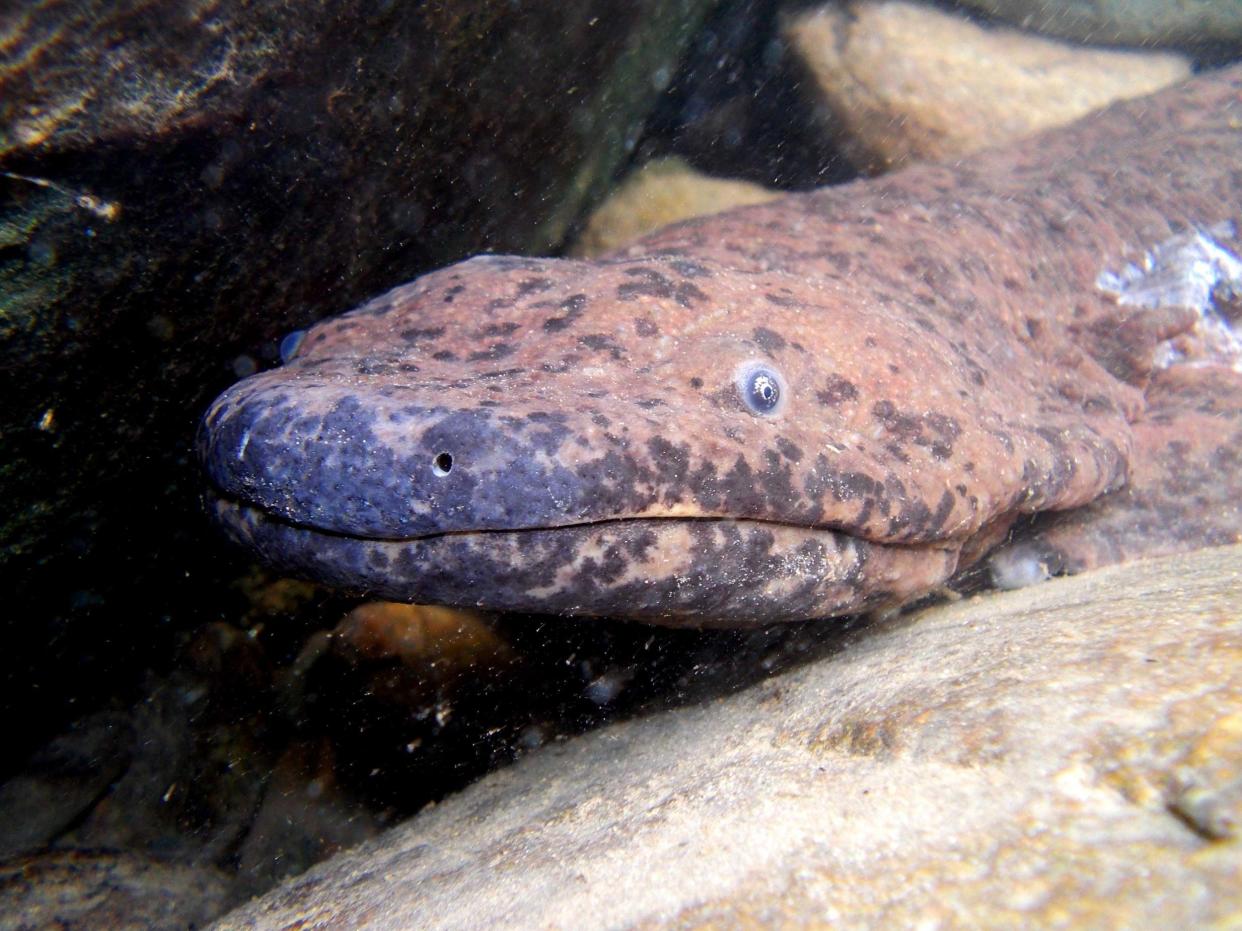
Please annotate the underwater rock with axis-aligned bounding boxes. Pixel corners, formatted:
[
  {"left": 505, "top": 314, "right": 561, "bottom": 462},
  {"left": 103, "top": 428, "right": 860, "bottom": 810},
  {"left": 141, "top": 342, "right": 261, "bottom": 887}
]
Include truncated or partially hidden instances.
[
  {"left": 571, "top": 157, "right": 780, "bottom": 257},
  {"left": 208, "top": 545, "right": 1242, "bottom": 929},
  {"left": 955, "top": 0, "right": 1242, "bottom": 49},
  {"left": 0, "top": 712, "right": 132, "bottom": 860},
  {"left": 785, "top": 0, "right": 1190, "bottom": 172},
  {"left": 0, "top": 848, "right": 233, "bottom": 931},
  {"left": 230, "top": 739, "right": 387, "bottom": 902}
]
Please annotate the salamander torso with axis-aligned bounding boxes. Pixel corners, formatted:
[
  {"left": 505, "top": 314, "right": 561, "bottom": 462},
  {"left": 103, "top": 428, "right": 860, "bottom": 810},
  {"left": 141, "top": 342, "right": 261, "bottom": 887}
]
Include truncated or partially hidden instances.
[{"left": 199, "top": 65, "right": 1242, "bottom": 627}]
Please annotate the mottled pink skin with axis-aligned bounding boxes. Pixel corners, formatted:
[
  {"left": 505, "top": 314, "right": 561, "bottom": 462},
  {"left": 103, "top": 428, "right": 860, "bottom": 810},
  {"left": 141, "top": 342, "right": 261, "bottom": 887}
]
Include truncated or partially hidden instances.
[
  {"left": 987, "top": 366, "right": 1242, "bottom": 587},
  {"left": 199, "top": 65, "right": 1242, "bottom": 626}
]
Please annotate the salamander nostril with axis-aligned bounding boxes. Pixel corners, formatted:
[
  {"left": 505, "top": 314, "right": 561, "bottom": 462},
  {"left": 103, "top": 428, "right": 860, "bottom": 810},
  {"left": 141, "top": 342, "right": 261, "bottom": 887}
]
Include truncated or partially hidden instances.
[{"left": 432, "top": 452, "right": 454, "bottom": 476}]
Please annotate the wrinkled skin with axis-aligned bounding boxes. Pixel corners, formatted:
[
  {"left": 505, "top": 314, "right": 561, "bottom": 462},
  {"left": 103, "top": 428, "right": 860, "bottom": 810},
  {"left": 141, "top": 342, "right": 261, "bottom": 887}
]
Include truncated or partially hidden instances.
[{"left": 199, "top": 65, "right": 1242, "bottom": 627}]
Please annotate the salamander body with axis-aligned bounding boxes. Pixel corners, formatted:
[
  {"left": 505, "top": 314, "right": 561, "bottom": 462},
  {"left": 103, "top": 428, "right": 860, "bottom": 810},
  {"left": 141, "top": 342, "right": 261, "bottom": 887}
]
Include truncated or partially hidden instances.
[{"left": 199, "top": 65, "right": 1242, "bottom": 627}]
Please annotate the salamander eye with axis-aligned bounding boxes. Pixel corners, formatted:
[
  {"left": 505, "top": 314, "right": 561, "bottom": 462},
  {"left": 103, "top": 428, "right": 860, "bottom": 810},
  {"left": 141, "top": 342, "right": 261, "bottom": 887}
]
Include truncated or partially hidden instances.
[{"left": 735, "top": 362, "right": 787, "bottom": 416}]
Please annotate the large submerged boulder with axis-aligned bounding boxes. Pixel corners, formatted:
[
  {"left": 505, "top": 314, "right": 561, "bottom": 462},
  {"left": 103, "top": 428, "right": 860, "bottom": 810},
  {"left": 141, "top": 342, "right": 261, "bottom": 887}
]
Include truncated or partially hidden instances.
[
  {"left": 212, "top": 545, "right": 1242, "bottom": 929},
  {"left": 0, "top": 0, "right": 715, "bottom": 576}
]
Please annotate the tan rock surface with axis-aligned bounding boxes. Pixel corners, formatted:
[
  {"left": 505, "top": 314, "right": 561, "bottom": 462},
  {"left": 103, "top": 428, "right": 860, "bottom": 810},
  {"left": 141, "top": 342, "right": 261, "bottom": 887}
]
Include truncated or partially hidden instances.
[
  {"left": 212, "top": 545, "right": 1242, "bottom": 929},
  {"left": 784, "top": 0, "right": 1191, "bottom": 172},
  {"left": 571, "top": 157, "right": 780, "bottom": 257}
]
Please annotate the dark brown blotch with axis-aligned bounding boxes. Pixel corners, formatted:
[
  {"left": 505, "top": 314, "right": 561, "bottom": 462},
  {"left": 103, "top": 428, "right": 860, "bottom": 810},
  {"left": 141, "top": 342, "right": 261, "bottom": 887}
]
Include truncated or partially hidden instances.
[
  {"left": 825, "top": 251, "right": 852, "bottom": 274},
  {"left": 400, "top": 326, "right": 446, "bottom": 343},
  {"left": 669, "top": 259, "right": 710, "bottom": 278},
  {"left": 873, "top": 401, "right": 959, "bottom": 460},
  {"left": 515, "top": 277, "right": 553, "bottom": 296},
  {"left": 476, "top": 367, "right": 525, "bottom": 381},
  {"left": 543, "top": 293, "right": 589, "bottom": 332},
  {"left": 777, "top": 438, "right": 803, "bottom": 462},
  {"left": 541, "top": 355, "right": 580, "bottom": 374},
  {"left": 617, "top": 268, "right": 676, "bottom": 302},
  {"left": 673, "top": 281, "right": 709, "bottom": 307},
  {"left": 648, "top": 436, "right": 692, "bottom": 497},
  {"left": 753, "top": 326, "right": 786, "bottom": 353},
  {"left": 925, "top": 413, "right": 961, "bottom": 441},
  {"left": 616, "top": 268, "right": 708, "bottom": 308},
  {"left": 817, "top": 375, "right": 859, "bottom": 406},
  {"left": 468, "top": 343, "right": 515, "bottom": 362},
  {"left": 579, "top": 334, "right": 626, "bottom": 361},
  {"left": 476, "top": 321, "right": 521, "bottom": 338}
]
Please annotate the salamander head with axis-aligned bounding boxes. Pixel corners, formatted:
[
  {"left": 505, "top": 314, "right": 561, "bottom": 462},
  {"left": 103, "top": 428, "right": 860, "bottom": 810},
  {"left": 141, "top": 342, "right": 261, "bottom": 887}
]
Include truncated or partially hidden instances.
[{"left": 198, "top": 252, "right": 1127, "bottom": 626}]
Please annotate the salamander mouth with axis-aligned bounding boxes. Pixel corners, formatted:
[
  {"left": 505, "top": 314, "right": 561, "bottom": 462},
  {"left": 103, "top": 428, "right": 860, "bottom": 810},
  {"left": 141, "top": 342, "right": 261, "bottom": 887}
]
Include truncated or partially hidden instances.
[
  {"left": 206, "top": 490, "right": 962, "bottom": 627},
  {"left": 211, "top": 486, "right": 839, "bottom": 543}
]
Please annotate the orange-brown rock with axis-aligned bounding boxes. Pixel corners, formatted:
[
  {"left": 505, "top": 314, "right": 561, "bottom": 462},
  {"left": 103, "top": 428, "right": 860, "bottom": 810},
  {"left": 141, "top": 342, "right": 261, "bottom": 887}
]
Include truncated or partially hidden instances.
[
  {"left": 571, "top": 158, "right": 780, "bottom": 257},
  {"left": 784, "top": 0, "right": 1190, "bottom": 172}
]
